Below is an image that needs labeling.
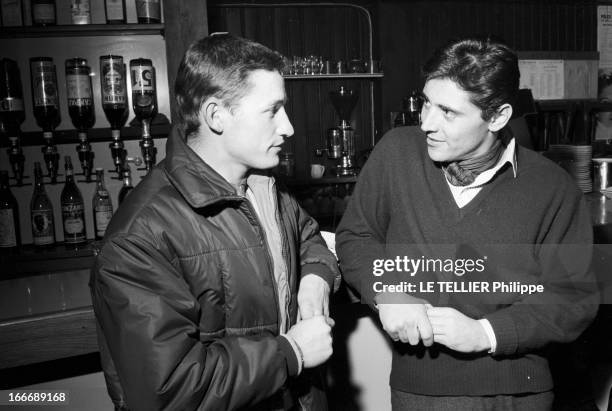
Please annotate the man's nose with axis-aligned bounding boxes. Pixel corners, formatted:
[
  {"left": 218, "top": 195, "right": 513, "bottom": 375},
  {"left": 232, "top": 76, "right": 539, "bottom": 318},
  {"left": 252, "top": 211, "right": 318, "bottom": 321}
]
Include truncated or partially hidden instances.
[
  {"left": 278, "top": 108, "right": 294, "bottom": 138},
  {"left": 420, "top": 106, "right": 437, "bottom": 133}
]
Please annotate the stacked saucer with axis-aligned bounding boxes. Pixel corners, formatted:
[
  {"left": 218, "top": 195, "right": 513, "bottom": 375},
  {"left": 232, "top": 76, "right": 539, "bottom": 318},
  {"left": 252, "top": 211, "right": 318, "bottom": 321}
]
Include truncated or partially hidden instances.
[{"left": 546, "top": 144, "right": 592, "bottom": 192}]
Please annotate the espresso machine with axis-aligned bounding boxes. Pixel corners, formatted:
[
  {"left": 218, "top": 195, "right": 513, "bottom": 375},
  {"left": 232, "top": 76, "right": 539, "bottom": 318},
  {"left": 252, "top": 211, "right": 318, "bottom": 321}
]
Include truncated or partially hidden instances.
[{"left": 327, "top": 86, "right": 359, "bottom": 176}]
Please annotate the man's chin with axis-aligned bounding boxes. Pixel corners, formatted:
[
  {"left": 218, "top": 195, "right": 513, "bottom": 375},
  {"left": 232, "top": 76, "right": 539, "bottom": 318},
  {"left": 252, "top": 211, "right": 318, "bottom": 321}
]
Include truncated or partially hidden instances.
[{"left": 427, "top": 147, "right": 450, "bottom": 163}]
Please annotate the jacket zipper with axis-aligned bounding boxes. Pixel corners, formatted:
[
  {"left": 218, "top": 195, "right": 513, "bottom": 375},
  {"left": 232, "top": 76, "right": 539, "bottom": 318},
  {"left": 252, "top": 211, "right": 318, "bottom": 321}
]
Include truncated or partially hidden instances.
[
  {"left": 240, "top": 198, "right": 283, "bottom": 334},
  {"left": 275, "top": 192, "right": 292, "bottom": 331}
]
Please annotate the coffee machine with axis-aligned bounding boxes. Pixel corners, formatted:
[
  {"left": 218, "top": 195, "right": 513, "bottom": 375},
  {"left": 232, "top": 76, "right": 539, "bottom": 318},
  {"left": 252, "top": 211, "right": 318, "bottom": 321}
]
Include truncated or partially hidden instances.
[{"left": 328, "top": 86, "right": 359, "bottom": 176}]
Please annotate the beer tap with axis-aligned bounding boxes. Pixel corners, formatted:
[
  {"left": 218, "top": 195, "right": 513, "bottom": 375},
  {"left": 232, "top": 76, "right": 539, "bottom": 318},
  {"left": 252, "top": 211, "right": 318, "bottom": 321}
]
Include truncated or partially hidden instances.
[
  {"left": 130, "top": 58, "right": 158, "bottom": 174},
  {"left": 30, "top": 57, "right": 61, "bottom": 184},
  {"left": 66, "top": 58, "right": 96, "bottom": 182}
]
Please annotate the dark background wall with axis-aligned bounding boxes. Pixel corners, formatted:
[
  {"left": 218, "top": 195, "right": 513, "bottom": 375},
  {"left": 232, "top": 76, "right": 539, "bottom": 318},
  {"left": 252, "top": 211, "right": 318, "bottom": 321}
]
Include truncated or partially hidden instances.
[{"left": 207, "top": 0, "right": 601, "bottom": 177}]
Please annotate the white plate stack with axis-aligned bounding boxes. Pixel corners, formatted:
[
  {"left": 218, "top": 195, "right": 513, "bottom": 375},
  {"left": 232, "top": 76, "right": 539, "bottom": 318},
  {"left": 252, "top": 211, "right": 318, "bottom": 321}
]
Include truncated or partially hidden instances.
[{"left": 545, "top": 144, "right": 592, "bottom": 192}]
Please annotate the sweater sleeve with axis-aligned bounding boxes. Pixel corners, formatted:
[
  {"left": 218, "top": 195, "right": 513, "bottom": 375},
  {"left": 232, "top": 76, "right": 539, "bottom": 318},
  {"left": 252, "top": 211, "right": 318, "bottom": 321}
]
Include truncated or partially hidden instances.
[
  {"left": 90, "top": 233, "right": 297, "bottom": 411},
  {"left": 336, "top": 132, "right": 395, "bottom": 308},
  {"left": 485, "top": 181, "right": 599, "bottom": 356}
]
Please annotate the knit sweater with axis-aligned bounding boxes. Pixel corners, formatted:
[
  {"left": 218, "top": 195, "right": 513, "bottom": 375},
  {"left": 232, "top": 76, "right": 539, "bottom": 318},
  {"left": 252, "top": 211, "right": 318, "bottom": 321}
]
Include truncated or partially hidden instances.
[{"left": 336, "top": 126, "right": 598, "bottom": 396}]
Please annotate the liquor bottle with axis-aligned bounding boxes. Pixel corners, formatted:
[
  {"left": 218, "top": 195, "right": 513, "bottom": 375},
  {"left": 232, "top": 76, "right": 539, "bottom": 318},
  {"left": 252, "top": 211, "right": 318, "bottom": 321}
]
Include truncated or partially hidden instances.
[
  {"left": 92, "top": 168, "right": 113, "bottom": 240},
  {"left": 32, "top": 0, "right": 56, "bottom": 26},
  {"left": 118, "top": 165, "right": 133, "bottom": 204},
  {"left": 100, "top": 55, "right": 128, "bottom": 133},
  {"left": 130, "top": 58, "right": 157, "bottom": 122},
  {"left": 104, "top": 0, "right": 126, "bottom": 24},
  {"left": 135, "top": 0, "right": 160, "bottom": 24},
  {"left": 0, "top": 58, "right": 25, "bottom": 136},
  {"left": 70, "top": 0, "right": 90, "bottom": 24},
  {"left": 31, "top": 57, "right": 61, "bottom": 183},
  {"left": 66, "top": 58, "right": 95, "bottom": 132},
  {"left": 66, "top": 58, "right": 95, "bottom": 181},
  {"left": 100, "top": 55, "right": 128, "bottom": 173},
  {"left": 30, "top": 162, "right": 55, "bottom": 247},
  {"left": 130, "top": 58, "right": 158, "bottom": 172},
  {"left": 30, "top": 57, "right": 61, "bottom": 132},
  {"left": 61, "top": 156, "right": 86, "bottom": 245},
  {"left": 0, "top": 170, "right": 20, "bottom": 253}
]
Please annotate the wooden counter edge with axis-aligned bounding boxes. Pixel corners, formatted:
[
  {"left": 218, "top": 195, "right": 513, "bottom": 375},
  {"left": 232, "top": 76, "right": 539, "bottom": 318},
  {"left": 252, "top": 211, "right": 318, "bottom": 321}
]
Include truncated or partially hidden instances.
[{"left": 0, "top": 307, "right": 98, "bottom": 369}]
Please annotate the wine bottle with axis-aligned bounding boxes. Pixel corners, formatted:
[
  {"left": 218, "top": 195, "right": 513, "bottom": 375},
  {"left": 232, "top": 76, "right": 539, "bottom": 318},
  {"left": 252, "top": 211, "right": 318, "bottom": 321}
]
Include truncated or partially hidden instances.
[
  {"left": 32, "top": 0, "right": 56, "bottom": 26},
  {"left": 135, "top": 0, "right": 160, "bottom": 24},
  {"left": 92, "top": 168, "right": 113, "bottom": 240},
  {"left": 104, "top": 0, "right": 126, "bottom": 24},
  {"left": 0, "top": 170, "right": 20, "bottom": 253},
  {"left": 30, "top": 162, "right": 55, "bottom": 247},
  {"left": 61, "top": 156, "right": 86, "bottom": 245},
  {"left": 118, "top": 165, "right": 133, "bottom": 204}
]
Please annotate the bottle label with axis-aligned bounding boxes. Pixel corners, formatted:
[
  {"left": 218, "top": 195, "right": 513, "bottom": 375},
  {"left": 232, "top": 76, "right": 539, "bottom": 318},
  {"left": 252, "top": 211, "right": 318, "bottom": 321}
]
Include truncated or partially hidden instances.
[
  {"left": 33, "top": 3, "right": 55, "bottom": 23},
  {"left": 105, "top": 0, "right": 124, "bottom": 20},
  {"left": 94, "top": 206, "right": 113, "bottom": 237},
  {"left": 136, "top": 0, "right": 160, "bottom": 20},
  {"left": 31, "top": 208, "right": 54, "bottom": 245},
  {"left": 101, "top": 59, "right": 126, "bottom": 104},
  {"left": 62, "top": 203, "right": 85, "bottom": 242},
  {"left": 66, "top": 73, "right": 93, "bottom": 107},
  {"left": 71, "top": 0, "right": 91, "bottom": 24},
  {"left": 131, "top": 65, "right": 155, "bottom": 92},
  {"left": 31, "top": 61, "right": 58, "bottom": 107},
  {"left": 0, "top": 209, "right": 17, "bottom": 247},
  {"left": 1, "top": 0, "right": 23, "bottom": 27},
  {"left": 0, "top": 97, "right": 24, "bottom": 112}
]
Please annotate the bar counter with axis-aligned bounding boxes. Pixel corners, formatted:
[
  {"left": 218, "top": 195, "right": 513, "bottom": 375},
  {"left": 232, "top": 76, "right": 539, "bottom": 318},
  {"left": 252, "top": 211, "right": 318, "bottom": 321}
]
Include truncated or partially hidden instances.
[{"left": 1, "top": 194, "right": 611, "bottom": 371}]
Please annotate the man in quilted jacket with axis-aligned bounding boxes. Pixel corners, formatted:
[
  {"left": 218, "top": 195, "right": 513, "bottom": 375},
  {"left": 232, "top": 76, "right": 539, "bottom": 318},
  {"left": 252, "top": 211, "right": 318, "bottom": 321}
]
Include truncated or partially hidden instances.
[{"left": 91, "top": 33, "right": 341, "bottom": 411}]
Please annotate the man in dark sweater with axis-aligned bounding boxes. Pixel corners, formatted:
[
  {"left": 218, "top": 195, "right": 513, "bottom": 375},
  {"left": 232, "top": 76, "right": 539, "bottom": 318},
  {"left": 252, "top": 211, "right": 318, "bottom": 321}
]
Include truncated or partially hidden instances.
[{"left": 336, "top": 37, "right": 598, "bottom": 410}]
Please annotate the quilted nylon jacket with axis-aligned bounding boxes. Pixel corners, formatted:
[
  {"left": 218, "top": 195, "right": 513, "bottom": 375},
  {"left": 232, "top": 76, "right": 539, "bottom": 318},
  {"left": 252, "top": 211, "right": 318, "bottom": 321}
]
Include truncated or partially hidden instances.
[{"left": 90, "top": 127, "right": 341, "bottom": 411}]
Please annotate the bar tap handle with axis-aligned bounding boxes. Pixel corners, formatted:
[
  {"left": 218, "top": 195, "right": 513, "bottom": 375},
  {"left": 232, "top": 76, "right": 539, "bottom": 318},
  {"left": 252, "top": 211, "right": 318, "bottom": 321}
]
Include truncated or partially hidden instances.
[
  {"left": 110, "top": 156, "right": 142, "bottom": 180},
  {"left": 108, "top": 135, "right": 127, "bottom": 175},
  {"left": 76, "top": 139, "right": 95, "bottom": 183},
  {"left": 41, "top": 135, "right": 61, "bottom": 184},
  {"left": 137, "top": 136, "right": 157, "bottom": 174},
  {"left": 6, "top": 136, "right": 28, "bottom": 186}
]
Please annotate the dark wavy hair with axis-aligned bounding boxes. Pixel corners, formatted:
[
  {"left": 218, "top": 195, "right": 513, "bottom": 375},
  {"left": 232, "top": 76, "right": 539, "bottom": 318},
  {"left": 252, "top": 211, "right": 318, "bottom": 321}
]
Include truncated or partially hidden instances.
[
  {"left": 422, "top": 37, "right": 519, "bottom": 121},
  {"left": 174, "top": 33, "right": 286, "bottom": 139}
]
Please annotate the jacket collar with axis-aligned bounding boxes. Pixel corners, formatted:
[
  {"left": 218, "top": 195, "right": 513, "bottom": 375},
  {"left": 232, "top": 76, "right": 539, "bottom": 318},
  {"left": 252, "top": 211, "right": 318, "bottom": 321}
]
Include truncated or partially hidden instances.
[{"left": 163, "top": 126, "right": 242, "bottom": 208}]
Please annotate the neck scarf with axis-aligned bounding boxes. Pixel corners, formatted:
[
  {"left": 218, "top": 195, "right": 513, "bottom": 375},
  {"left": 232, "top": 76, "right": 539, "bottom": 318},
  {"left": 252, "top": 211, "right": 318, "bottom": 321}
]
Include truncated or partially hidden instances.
[{"left": 443, "top": 138, "right": 505, "bottom": 186}]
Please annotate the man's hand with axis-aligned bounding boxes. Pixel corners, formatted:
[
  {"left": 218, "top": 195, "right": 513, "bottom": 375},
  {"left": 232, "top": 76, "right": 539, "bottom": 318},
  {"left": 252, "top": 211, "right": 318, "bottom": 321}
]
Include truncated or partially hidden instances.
[
  {"left": 298, "top": 274, "right": 330, "bottom": 320},
  {"left": 376, "top": 293, "right": 433, "bottom": 346},
  {"left": 427, "top": 307, "right": 491, "bottom": 353},
  {"left": 286, "top": 315, "right": 333, "bottom": 368}
]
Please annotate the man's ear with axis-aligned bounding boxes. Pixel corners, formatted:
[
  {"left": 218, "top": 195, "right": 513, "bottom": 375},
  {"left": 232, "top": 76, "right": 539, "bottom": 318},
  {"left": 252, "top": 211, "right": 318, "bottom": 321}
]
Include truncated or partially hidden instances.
[
  {"left": 201, "top": 98, "right": 225, "bottom": 134},
  {"left": 488, "top": 103, "right": 513, "bottom": 132}
]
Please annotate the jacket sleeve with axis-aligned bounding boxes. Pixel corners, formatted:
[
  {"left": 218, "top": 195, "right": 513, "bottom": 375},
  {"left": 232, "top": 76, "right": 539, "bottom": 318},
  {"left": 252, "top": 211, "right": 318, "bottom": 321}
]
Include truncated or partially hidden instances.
[
  {"left": 90, "top": 233, "right": 298, "bottom": 411},
  {"left": 485, "top": 182, "right": 599, "bottom": 356},
  {"left": 335, "top": 136, "right": 392, "bottom": 308},
  {"left": 288, "top": 193, "right": 341, "bottom": 293}
]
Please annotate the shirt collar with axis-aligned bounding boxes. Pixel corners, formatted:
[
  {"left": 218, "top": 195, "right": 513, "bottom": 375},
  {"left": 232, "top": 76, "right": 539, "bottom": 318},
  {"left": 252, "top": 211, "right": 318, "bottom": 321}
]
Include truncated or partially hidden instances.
[{"left": 462, "top": 137, "right": 518, "bottom": 189}]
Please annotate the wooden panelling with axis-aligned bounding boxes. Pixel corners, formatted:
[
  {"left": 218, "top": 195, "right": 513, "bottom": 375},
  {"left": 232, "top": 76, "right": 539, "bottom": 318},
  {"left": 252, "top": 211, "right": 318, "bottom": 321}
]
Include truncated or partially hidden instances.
[{"left": 379, "top": 0, "right": 599, "bottom": 129}]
